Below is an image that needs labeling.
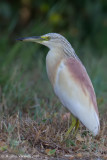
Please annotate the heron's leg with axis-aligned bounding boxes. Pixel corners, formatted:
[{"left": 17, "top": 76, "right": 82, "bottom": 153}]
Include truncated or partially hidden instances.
[
  {"left": 73, "top": 119, "right": 80, "bottom": 136},
  {"left": 65, "top": 115, "right": 76, "bottom": 139}
]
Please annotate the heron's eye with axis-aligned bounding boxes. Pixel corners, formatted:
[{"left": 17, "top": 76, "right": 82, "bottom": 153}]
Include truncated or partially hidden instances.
[{"left": 41, "top": 36, "right": 50, "bottom": 41}]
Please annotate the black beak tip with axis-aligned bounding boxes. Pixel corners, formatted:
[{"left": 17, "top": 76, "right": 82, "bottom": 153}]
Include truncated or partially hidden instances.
[{"left": 16, "top": 38, "right": 24, "bottom": 41}]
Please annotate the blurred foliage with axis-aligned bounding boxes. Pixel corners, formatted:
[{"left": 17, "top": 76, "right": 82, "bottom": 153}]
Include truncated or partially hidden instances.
[
  {"left": 0, "top": 0, "right": 107, "bottom": 50},
  {"left": 0, "top": 0, "right": 107, "bottom": 115}
]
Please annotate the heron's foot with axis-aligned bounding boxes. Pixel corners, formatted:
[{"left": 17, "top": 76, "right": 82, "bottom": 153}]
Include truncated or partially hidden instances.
[{"left": 65, "top": 116, "right": 79, "bottom": 139}]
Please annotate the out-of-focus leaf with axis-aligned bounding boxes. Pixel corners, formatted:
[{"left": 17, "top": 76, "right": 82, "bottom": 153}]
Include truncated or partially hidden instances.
[
  {"left": 40, "top": 3, "right": 49, "bottom": 13},
  {"left": 0, "top": 2, "right": 11, "bottom": 18},
  {"left": 49, "top": 13, "right": 62, "bottom": 25},
  {"left": 45, "top": 149, "right": 56, "bottom": 156}
]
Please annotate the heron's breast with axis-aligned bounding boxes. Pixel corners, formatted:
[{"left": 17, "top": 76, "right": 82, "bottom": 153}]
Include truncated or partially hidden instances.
[{"left": 46, "top": 51, "right": 64, "bottom": 86}]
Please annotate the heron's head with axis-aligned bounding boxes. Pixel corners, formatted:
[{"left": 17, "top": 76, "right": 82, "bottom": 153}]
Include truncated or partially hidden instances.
[{"left": 16, "top": 33, "right": 72, "bottom": 50}]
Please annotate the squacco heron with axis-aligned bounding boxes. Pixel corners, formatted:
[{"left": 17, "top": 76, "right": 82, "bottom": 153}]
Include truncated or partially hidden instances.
[{"left": 17, "top": 33, "right": 100, "bottom": 136}]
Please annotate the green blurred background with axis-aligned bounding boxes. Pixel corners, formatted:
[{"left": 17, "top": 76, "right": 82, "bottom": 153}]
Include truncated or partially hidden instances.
[{"left": 0, "top": 0, "right": 107, "bottom": 118}]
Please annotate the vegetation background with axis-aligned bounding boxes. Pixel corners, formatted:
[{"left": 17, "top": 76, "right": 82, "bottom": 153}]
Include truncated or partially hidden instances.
[{"left": 0, "top": 0, "right": 107, "bottom": 159}]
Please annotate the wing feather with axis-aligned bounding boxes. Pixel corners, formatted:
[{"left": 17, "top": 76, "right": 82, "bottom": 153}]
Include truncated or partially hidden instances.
[{"left": 54, "top": 57, "right": 100, "bottom": 135}]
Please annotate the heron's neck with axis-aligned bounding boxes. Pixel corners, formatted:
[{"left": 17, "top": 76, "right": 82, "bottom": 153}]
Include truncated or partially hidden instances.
[
  {"left": 46, "top": 48, "right": 64, "bottom": 86},
  {"left": 63, "top": 43, "right": 78, "bottom": 59}
]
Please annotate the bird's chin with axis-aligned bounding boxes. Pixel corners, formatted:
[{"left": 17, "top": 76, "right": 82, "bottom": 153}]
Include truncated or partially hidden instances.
[{"left": 39, "top": 41, "right": 51, "bottom": 49}]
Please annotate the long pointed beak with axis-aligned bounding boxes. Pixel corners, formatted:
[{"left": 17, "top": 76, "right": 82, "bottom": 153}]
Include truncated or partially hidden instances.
[{"left": 16, "top": 36, "right": 44, "bottom": 42}]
